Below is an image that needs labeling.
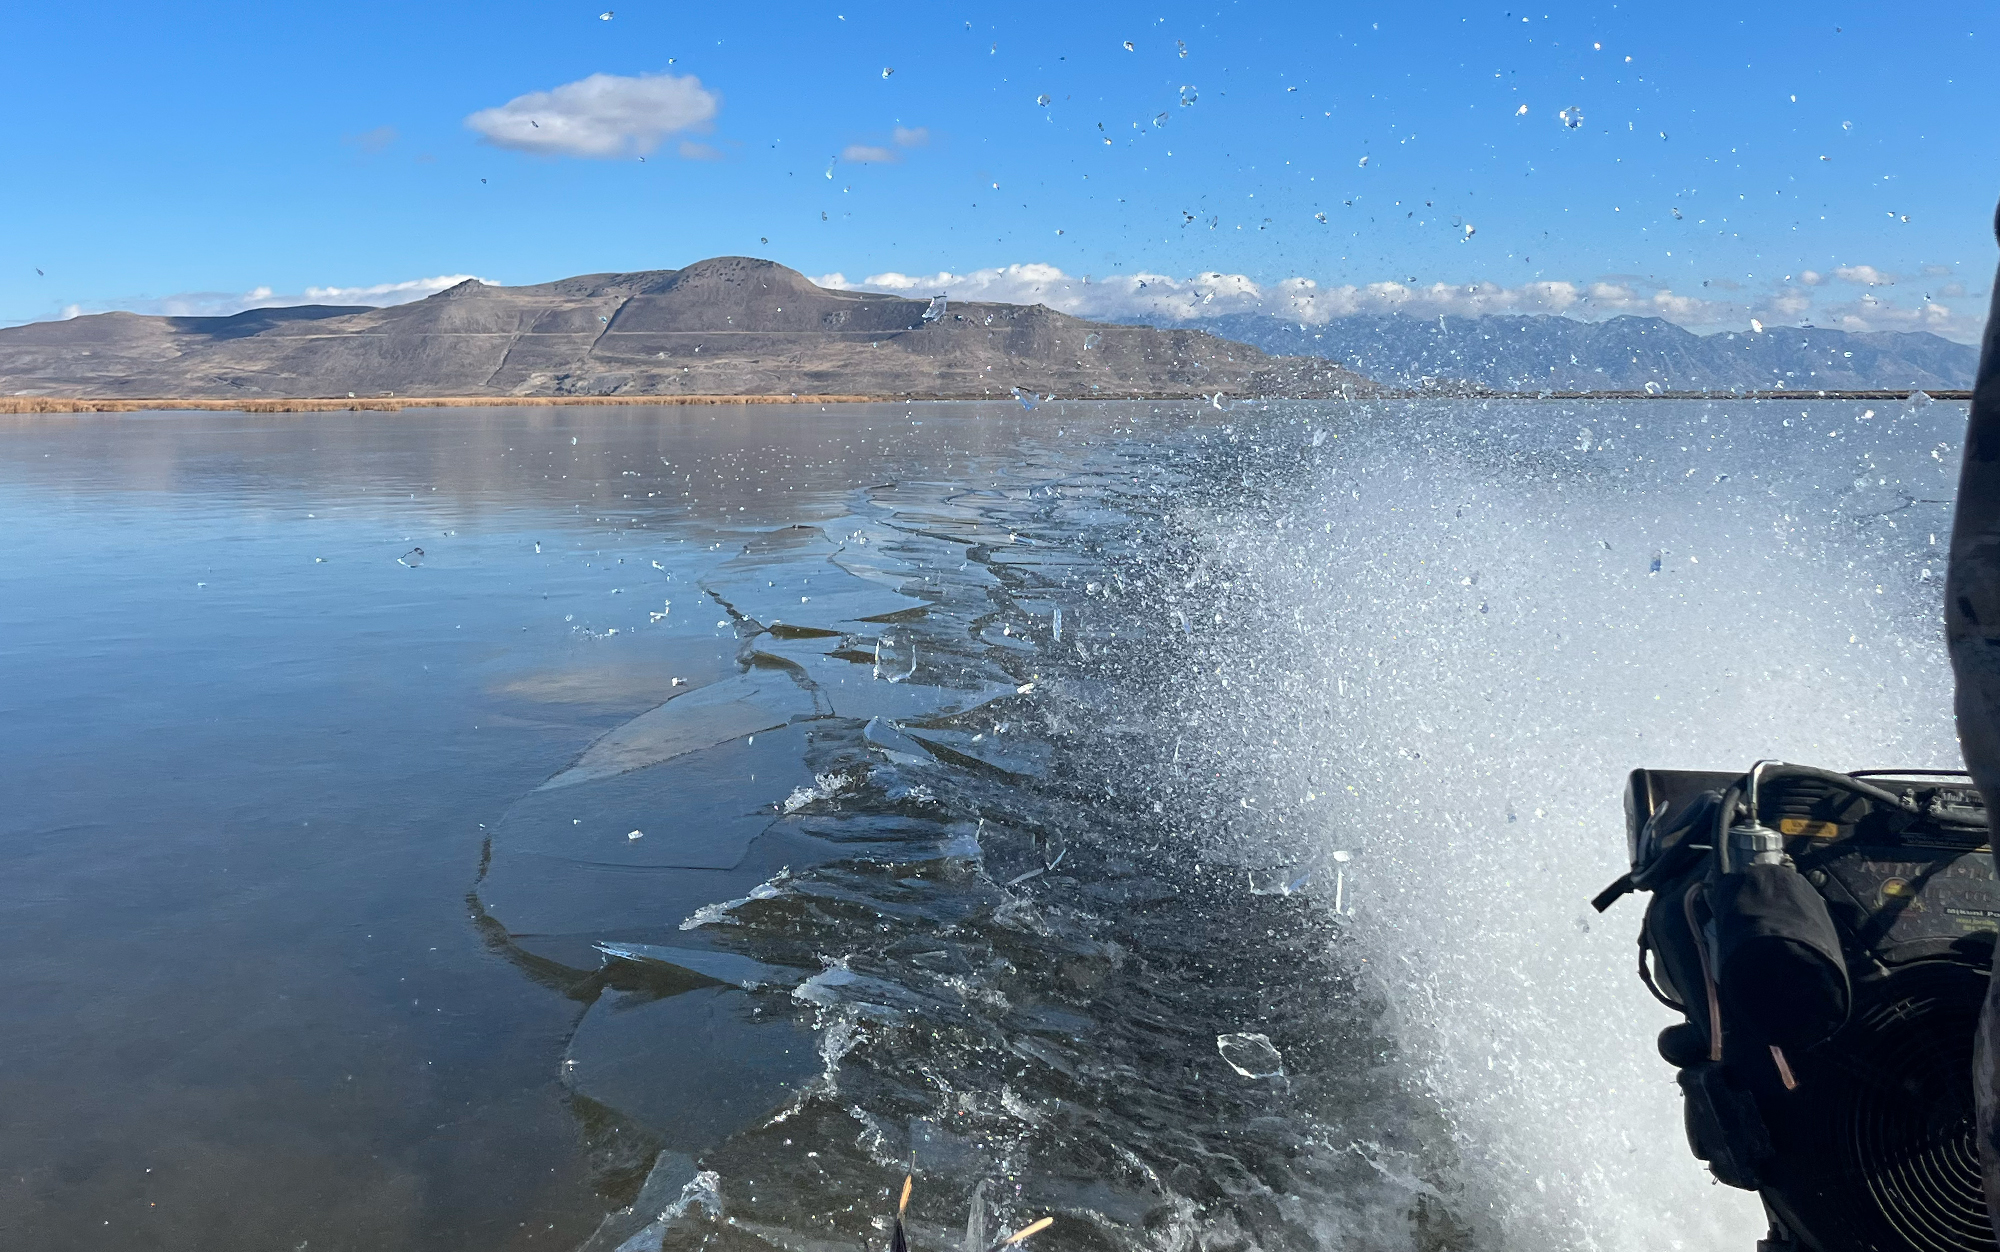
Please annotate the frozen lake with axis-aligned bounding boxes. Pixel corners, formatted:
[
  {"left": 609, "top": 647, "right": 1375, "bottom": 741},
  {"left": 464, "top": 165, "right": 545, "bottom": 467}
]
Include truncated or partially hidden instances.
[{"left": 0, "top": 397, "right": 1962, "bottom": 1252}]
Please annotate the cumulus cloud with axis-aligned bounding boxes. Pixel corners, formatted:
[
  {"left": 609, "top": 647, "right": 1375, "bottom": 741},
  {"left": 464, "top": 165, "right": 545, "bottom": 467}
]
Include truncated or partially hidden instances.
[
  {"left": 822, "top": 264, "right": 1701, "bottom": 324},
  {"left": 840, "top": 144, "right": 898, "bottom": 164},
  {"left": 815, "top": 262, "right": 1981, "bottom": 341},
  {"left": 1833, "top": 264, "right": 1895, "bottom": 286},
  {"left": 892, "top": 125, "right": 929, "bottom": 147},
  {"left": 465, "top": 72, "right": 718, "bottom": 158},
  {"left": 56, "top": 274, "right": 485, "bottom": 320}
]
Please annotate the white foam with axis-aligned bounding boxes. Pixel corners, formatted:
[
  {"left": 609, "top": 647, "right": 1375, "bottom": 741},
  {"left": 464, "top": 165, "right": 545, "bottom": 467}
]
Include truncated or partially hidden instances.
[{"left": 1186, "top": 399, "right": 1961, "bottom": 1249}]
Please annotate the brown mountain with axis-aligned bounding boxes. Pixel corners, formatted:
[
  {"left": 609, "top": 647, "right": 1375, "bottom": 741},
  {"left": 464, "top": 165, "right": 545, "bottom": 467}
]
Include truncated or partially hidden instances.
[{"left": 0, "top": 257, "right": 1368, "bottom": 401}]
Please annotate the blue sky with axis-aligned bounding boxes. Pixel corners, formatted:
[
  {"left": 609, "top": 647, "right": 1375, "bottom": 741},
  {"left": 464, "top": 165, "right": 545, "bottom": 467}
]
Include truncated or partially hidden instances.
[{"left": 3, "top": 1, "right": 1995, "bottom": 337}]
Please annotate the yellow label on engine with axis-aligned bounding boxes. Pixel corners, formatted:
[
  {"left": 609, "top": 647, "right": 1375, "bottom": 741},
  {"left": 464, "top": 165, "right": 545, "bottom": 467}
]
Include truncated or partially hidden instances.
[{"left": 1777, "top": 818, "right": 1841, "bottom": 839}]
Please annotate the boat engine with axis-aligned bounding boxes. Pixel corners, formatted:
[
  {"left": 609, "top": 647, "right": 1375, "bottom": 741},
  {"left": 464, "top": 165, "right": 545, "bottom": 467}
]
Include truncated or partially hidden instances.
[{"left": 1594, "top": 763, "right": 2000, "bottom": 1252}]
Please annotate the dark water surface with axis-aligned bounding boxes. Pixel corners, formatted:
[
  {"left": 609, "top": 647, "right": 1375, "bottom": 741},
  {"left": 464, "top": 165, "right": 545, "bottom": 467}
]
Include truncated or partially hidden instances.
[{"left": 0, "top": 398, "right": 1962, "bottom": 1252}]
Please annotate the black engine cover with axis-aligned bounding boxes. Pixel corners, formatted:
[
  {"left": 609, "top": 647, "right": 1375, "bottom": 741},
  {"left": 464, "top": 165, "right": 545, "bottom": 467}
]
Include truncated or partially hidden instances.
[{"left": 1631, "top": 768, "right": 2000, "bottom": 1252}]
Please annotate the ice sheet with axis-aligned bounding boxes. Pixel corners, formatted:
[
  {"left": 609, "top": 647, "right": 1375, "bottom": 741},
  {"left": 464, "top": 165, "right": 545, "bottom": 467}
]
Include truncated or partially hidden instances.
[
  {"left": 564, "top": 985, "right": 819, "bottom": 1148},
  {"left": 701, "top": 525, "right": 931, "bottom": 630},
  {"left": 540, "top": 666, "right": 825, "bottom": 790}
]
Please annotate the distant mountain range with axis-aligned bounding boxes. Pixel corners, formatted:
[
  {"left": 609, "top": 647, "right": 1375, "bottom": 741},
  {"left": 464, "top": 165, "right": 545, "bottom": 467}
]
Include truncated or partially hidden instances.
[
  {"left": 1126, "top": 312, "right": 1978, "bottom": 392},
  {"left": 0, "top": 258, "right": 1363, "bottom": 402}
]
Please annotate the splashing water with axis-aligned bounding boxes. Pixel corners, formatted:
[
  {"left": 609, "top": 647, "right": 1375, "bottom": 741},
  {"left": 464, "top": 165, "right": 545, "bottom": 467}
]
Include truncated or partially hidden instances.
[{"left": 1126, "top": 397, "right": 1959, "bottom": 1248}]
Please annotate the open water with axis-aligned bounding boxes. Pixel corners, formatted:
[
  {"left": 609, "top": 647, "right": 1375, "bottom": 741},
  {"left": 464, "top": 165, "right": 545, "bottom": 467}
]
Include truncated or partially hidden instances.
[{"left": 0, "top": 398, "right": 1963, "bottom": 1252}]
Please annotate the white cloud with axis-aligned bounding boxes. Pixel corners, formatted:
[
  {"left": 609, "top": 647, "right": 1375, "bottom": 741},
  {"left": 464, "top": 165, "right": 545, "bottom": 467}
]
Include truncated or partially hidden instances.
[
  {"left": 465, "top": 72, "right": 718, "bottom": 159},
  {"left": 841, "top": 144, "right": 898, "bottom": 164},
  {"left": 343, "top": 125, "right": 398, "bottom": 153},
  {"left": 815, "top": 261, "right": 1982, "bottom": 341},
  {"left": 892, "top": 125, "right": 929, "bottom": 147},
  {"left": 56, "top": 274, "right": 485, "bottom": 320},
  {"left": 1833, "top": 264, "right": 1895, "bottom": 286}
]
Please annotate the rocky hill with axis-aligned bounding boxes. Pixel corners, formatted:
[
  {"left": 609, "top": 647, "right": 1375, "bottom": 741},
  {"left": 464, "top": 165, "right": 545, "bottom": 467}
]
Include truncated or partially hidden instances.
[
  {"left": 1129, "top": 311, "right": 1977, "bottom": 392},
  {"left": 0, "top": 258, "right": 1366, "bottom": 401}
]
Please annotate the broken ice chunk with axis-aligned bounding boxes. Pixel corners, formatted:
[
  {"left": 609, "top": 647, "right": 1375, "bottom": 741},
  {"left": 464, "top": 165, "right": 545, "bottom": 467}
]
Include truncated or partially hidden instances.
[
  {"left": 863, "top": 716, "right": 933, "bottom": 767},
  {"left": 781, "top": 771, "right": 855, "bottom": 814},
  {"left": 1216, "top": 1032, "right": 1285, "bottom": 1078},
  {"left": 593, "top": 942, "right": 805, "bottom": 989}
]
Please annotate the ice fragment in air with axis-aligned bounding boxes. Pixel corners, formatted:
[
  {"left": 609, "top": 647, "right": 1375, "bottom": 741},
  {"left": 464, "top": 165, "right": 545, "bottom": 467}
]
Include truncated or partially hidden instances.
[
  {"left": 882, "top": 67, "right": 894, "bottom": 78},
  {"left": 599, "top": 9, "right": 612, "bottom": 17},
  {"left": 1750, "top": 318, "right": 1764, "bottom": 333},
  {"left": 1179, "top": 86, "right": 1197, "bottom": 106},
  {"left": 628, "top": 830, "right": 644, "bottom": 840},
  {"left": 398, "top": 547, "right": 425, "bottom": 567},
  {"left": 1460, "top": 223, "right": 1475, "bottom": 240},
  {"left": 1649, "top": 551, "right": 1663, "bottom": 575},
  {"left": 1122, "top": 40, "right": 1134, "bottom": 51},
  {"left": 1036, "top": 93, "right": 1051, "bottom": 106},
  {"left": 1051, "top": 606, "right": 1063, "bottom": 643},
  {"left": 1216, "top": 1032, "right": 1284, "bottom": 1078},
  {"left": 1247, "top": 867, "right": 1310, "bottom": 896},
  {"left": 1012, "top": 386, "right": 1039, "bottom": 410},
  {"left": 1311, "top": 428, "right": 1328, "bottom": 447},
  {"left": 1357, "top": 155, "right": 1368, "bottom": 167},
  {"left": 1083, "top": 332, "right": 1100, "bottom": 349},
  {"left": 964, "top": 1180, "right": 988, "bottom": 1252},
  {"left": 1153, "top": 112, "right": 1168, "bottom": 127},
  {"left": 1515, "top": 104, "right": 1529, "bottom": 115},
  {"left": 1315, "top": 212, "right": 1327, "bottom": 223},
  {"left": 874, "top": 631, "right": 917, "bottom": 682},
  {"left": 1559, "top": 105, "right": 1584, "bottom": 129}
]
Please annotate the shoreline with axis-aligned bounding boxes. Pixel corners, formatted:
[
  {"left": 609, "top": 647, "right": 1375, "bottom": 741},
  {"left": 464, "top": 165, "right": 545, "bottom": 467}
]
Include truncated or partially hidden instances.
[{"left": 0, "top": 387, "right": 1968, "bottom": 415}]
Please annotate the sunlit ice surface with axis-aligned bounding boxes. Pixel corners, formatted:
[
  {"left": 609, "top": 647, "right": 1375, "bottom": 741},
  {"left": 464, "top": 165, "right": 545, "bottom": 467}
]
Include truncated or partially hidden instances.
[{"left": 0, "top": 397, "right": 1958, "bottom": 1251}]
